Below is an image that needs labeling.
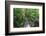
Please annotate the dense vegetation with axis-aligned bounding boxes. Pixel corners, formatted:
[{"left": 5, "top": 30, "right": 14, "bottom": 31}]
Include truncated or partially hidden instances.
[{"left": 13, "top": 8, "right": 39, "bottom": 28}]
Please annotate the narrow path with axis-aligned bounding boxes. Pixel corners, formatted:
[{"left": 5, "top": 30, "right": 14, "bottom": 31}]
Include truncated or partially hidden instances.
[{"left": 24, "top": 17, "right": 30, "bottom": 27}]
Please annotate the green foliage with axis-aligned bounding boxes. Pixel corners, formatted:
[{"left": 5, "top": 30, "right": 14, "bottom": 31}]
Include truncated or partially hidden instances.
[{"left": 14, "top": 8, "right": 39, "bottom": 27}]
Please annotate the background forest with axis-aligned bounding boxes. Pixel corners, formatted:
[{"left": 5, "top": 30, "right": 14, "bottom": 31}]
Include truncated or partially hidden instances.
[{"left": 13, "top": 8, "right": 39, "bottom": 28}]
